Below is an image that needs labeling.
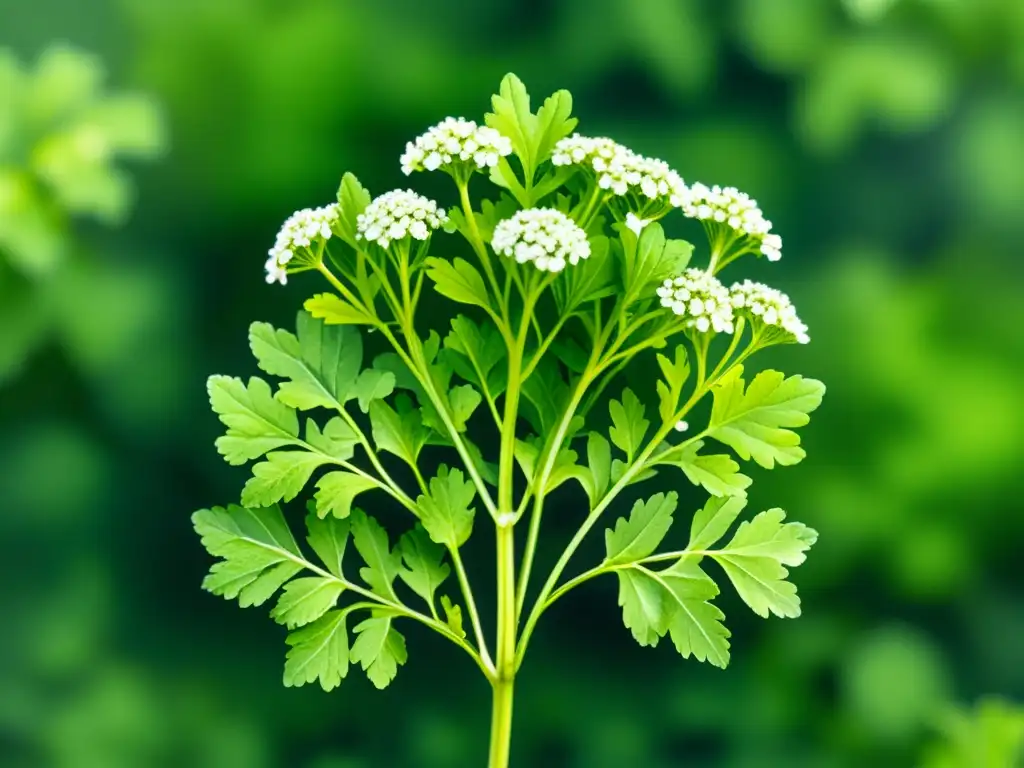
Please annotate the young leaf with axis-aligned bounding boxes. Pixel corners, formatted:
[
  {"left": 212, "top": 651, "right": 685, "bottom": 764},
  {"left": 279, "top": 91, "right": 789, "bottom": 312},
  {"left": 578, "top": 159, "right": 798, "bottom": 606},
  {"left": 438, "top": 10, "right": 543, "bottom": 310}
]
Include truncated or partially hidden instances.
[
  {"left": 688, "top": 495, "right": 748, "bottom": 552},
  {"left": 416, "top": 465, "right": 477, "bottom": 548},
  {"left": 485, "top": 73, "right": 535, "bottom": 173},
  {"left": 584, "top": 432, "right": 611, "bottom": 505},
  {"left": 350, "top": 510, "right": 402, "bottom": 602},
  {"left": 369, "top": 396, "right": 430, "bottom": 468},
  {"left": 449, "top": 384, "right": 482, "bottom": 430},
  {"left": 397, "top": 525, "right": 451, "bottom": 607},
  {"left": 656, "top": 560, "right": 731, "bottom": 668},
  {"left": 354, "top": 369, "right": 395, "bottom": 413},
  {"left": 306, "top": 512, "right": 349, "bottom": 579},
  {"left": 424, "top": 257, "right": 491, "bottom": 309},
  {"left": 208, "top": 375, "right": 299, "bottom": 465},
  {"left": 654, "top": 440, "right": 752, "bottom": 498},
  {"left": 521, "top": 356, "right": 568, "bottom": 435},
  {"left": 305, "top": 417, "right": 359, "bottom": 461},
  {"left": 440, "top": 595, "right": 466, "bottom": 638},
  {"left": 193, "top": 504, "right": 303, "bottom": 608},
  {"left": 609, "top": 388, "right": 649, "bottom": 463},
  {"left": 708, "top": 367, "right": 826, "bottom": 469},
  {"left": 314, "top": 471, "right": 378, "bottom": 519},
  {"left": 616, "top": 568, "right": 668, "bottom": 647},
  {"left": 271, "top": 577, "right": 345, "bottom": 628},
  {"left": 656, "top": 346, "right": 690, "bottom": 424},
  {"left": 335, "top": 172, "right": 371, "bottom": 248},
  {"left": 241, "top": 451, "right": 326, "bottom": 508},
  {"left": 350, "top": 615, "right": 408, "bottom": 690},
  {"left": 443, "top": 315, "right": 507, "bottom": 397},
  {"left": 532, "top": 88, "right": 578, "bottom": 169},
  {"left": 604, "top": 492, "right": 677, "bottom": 566},
  {"left": 305, "top": 293, "right": 375, "bottom": 326},
  {"left": 283, "top": 608, "right": 353, "bottom": 691},
  {"left": 712, "top": 508, "right": 818, "bottom": 619}
]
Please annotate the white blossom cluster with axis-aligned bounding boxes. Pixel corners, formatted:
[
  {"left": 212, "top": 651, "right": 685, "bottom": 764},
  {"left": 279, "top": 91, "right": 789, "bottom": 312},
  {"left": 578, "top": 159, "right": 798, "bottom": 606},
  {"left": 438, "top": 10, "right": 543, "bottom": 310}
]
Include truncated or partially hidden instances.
[
  {"left": 657, "top": 269, "right": 735, "bottom": 334},
  {"left": 491, "top": 208, "right": 591, "bottom": 273},
  {"left": 729, "top": 280, "right": 810, "bottom": 344},
  {"left": 400, "top": 117, "right": 513, "bottom": 175},
  {"left": 552, "top": 134, "right": 687, "bottom": 204},
  {"left": 265, "top": 204, "right": 339, "bottom": 285},
  {"left": 356, "top": 189, "right": 447, "bottom": 250},
  {"left": 681, "top": 183, "right": 782, "bottom": 261}
]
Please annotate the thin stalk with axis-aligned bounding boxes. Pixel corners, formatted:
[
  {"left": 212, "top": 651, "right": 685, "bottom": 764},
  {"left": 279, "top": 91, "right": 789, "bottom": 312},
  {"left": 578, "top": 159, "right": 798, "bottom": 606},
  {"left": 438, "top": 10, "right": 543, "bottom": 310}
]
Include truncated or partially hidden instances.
[{"left": 489, "top": 523, "right": 517, "bottom": 768}]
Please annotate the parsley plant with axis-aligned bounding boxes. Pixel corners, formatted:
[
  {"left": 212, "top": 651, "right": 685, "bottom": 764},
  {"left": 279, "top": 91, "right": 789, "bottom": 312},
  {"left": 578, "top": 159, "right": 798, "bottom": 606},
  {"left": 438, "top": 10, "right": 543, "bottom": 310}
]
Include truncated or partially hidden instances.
[{"left": 193, "top": 74, "right": 824, "bottom": 767}]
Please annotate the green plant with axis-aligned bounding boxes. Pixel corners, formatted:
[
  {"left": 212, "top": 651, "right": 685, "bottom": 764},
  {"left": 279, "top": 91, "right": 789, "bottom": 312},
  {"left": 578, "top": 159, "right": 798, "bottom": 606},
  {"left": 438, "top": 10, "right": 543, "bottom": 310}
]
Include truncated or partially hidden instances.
[
  {"left": 192, "top": 74, "right": 824, "bottom": 767},
  {"left": 919, "top": 698, "right": 1024, "bottom": 767}
]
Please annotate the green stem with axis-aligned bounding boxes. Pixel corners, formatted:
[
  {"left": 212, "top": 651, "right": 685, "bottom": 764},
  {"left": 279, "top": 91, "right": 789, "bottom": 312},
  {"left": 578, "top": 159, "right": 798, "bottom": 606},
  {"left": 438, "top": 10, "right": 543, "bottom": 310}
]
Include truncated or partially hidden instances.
[
  {"left": 450, "top": 546, "right": 495, "bottom": 677},
  {"left": 489, "top": 523, "right": 517, "bottom": 767}
]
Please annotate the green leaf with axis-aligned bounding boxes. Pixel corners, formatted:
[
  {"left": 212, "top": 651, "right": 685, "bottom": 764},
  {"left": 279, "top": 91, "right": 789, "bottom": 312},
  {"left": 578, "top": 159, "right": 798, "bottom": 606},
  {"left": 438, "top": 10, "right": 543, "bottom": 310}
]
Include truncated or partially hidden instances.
[
  {"left": 655, "top": 440, "right": 752, "bottom": 498},
  {"left": 250, "top": 313, "right": 364, "bottom": 411},
  {"left": 488, "top": 158, "right": 530, "bottom": 207},
  {"left": 271, "top": 576, "right": 344, "bottom": 628},
  {"left": 449, "top": 384, "right": 482, "bottom": 430},
  {"left": 584, "top": 432, "right": 611, "bottom": 505},
  {"left": 532, "top": 88, "right": 578, "bottom": 169},
  {"left": 515, "top": 438, "right": 585, "bottom": 494},
  {"left": 708, "top": 367, "right": 826, "bottom": 469},
  {"left": 241, "top": 451, "right": 326, "bottom": 508},
  {"left": 604, "top": 492, "right": 677, "bottom": 565},
  {"left": 354, "top": 368, "right": 395, "bottom": 414},
  {"left": 424, "top": 257, "right": 491, "bottom": 309},
  {"left": 656, "top": 345, "right": 690, "bottom": 424},
  {"left": 561, "top": 236, "right": 615, "bottom": 311},
  {"left": 485, "top": 73, "right": 535, "bottom": 173},
  {"left": 417, "top": 465, "right": 477, "bottom": 548},
  {"left": 713, "top": 508, "right": 818, "bottom": 619},
  {"left": 620, "top": 224, "right": 694, "bottom": 297},
  {"left": 350, "top": 615, "right": 408, "bottom": 690},
  {"left": 688, "top": 495, "right": 748, "bottom": 552},
  {"left": 314, "top": 471, "right": 378, "bottom": 519},
  {"left": 350, "top": 510, "right": 402, "bottom": 602},
  {"left": 369, "top": 396, "right": 430, "bottom": 468},
  {"left": 521, "top": 356, "right": 568, "bottom": 435},
  {"left": 397, "top": 525, "right": 450, "bottom": 607},
  {"left": 440, "top": 595, "right": 466, "bottom": 638},
  {"left": 657, "top": 560, "right": 731, "bottom": 668},
  {"left": 336, "top": 172, "right": 371, "bottom": 248},
  {"left": 304, "top": 293, "right": 375, "bottom": 326},
  {"left": 443, "top": 315, "right": 507, "bottom": 398},
  {"left": 305, "top": 417, "right": 359, "bottom": 461},
  {"left": 305, "top": 511, "right": 349, "bottom": 579},
  {"left": 283, "top": 608, "right": 353, "bottom": 691},
  {"left": 609, "top": 388, "right": 649, "bottom": 462},
  {"left": 193, "top": 504, "right": 303, "bottom": 608},
  {"left": 616, "top": 568, "right": 667, "bottom": 647},
  {"left": 208, "top": 375, "right": 298, "bottom": 465}
]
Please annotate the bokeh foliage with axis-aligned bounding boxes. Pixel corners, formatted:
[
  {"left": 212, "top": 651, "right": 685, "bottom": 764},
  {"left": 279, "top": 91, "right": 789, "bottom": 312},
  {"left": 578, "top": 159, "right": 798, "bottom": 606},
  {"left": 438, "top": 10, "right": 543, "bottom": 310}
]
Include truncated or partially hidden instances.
[{"left": 2, "top": 0, "right": 1022, "bottom": 766}]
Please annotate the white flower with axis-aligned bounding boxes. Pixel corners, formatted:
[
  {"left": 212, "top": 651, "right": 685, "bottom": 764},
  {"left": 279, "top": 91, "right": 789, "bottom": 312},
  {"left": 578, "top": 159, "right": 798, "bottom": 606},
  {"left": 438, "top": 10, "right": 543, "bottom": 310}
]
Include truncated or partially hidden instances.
[
  {"left": 625, "top": 212, "right": 652, "bottom": 236},
  {"left": 682, "top": 183, "right": 782, "bottom": 261},
  {"left": 356, "top": 189, "right": 447, "bottom": 249},
  {"left": 674, "top": 420, "right": 689, "bottom": 432},
  {"left": 265, "top": 204, "right": 340, "bottom": 285},
  {"left": 552, "top": 134, "right": 687, "bottom": 207},
  {"left": 730, "top": 280, "right": 810, "bottom": 344},
  {"left": 656, "top": 269, "right": 735, "bottom": 334},
  {"left": 401, "top": 117, "right": 513, "bottom": 175},
  {"left": 491, "top": 208, "right": 591, "bottom": 273}
]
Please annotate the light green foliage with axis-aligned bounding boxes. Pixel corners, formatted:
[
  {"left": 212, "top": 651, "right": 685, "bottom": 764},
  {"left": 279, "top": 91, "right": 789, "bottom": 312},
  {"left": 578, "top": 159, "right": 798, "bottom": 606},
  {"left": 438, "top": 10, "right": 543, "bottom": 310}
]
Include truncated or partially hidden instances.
[
  {"left": 708, "top": 367, "right": 826, "bottom": 468},
  {"left": 713, "top": 508, "right": 818, "bottom": 618},
  {"left": 605, "top": 492, "right": 677, "bottom": 566},
  {"left": 194, "top": 74, "right": 824, "bottom": 747},
  {"left": 397, "top": 525, "right": 451, "bottom": 608},
  {"left": 416, "top": 466, "right": 477, "bottom": 548},
  {"left": 208, "top": 375, "right": 299, "bottom": 465},
  {"left": 351, "top": 615, "right": 408, "bottom": 690},
  {"left": 920, "top": 698, "right": 1024, "bottom": 768},
  {"left": 609, "top": 388, "right": 649, "bottom": 464}
]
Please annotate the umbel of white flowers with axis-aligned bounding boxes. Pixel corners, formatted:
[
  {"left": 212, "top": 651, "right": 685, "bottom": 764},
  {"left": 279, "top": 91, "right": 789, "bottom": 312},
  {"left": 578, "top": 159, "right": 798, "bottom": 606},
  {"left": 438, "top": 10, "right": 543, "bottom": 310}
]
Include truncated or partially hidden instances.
[{"left": 263, "top": 117, "right": 809, "bottom": 344}]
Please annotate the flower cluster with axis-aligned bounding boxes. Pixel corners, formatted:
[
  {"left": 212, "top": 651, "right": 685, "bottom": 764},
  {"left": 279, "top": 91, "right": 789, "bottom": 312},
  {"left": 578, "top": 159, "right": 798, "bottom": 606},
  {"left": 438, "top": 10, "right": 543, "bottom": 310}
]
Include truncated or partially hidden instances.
[
  {"left": 491, "top": 208, "right": 591, "bottom": 273},
  {"left": 681, "top": 183, "right": 782, "bottom": 261},
  {"left": 552, "top": 134, "right": 686, "bottom": 205},
  {"left": 657, "top": 269, "right": 735, "bottom": 334},
  {"left": 265, "top": 204, "right": 340, "bottom": 285},
  {"left": 356, "top": 189, "right": 447, "bottom": 250},
  {"left": 729, "top": 280, "right": 810, "bottom": 344},
  {"left": 401, "top": 117, "right": 513, "bottom": 176}
]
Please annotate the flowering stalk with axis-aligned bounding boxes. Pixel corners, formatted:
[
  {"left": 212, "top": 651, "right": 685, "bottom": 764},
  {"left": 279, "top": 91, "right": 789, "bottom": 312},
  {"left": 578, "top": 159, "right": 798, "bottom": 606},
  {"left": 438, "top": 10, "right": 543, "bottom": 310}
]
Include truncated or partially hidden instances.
[{"left": 193, "top": 74, "right": 824, "bottom": 768}]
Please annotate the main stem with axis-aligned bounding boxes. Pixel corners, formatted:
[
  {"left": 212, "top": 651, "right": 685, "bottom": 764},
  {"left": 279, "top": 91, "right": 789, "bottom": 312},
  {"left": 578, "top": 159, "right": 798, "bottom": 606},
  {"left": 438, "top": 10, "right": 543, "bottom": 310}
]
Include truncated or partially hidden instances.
[{"left": 489, "top": 524, "right": 517, "bottom": 768}]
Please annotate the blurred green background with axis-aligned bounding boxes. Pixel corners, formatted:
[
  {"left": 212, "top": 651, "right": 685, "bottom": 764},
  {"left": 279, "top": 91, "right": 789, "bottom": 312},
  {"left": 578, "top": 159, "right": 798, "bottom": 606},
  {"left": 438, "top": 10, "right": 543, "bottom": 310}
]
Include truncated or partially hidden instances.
[{"left": 3, "top": 0, "right": 1024, "bottom": 766}]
